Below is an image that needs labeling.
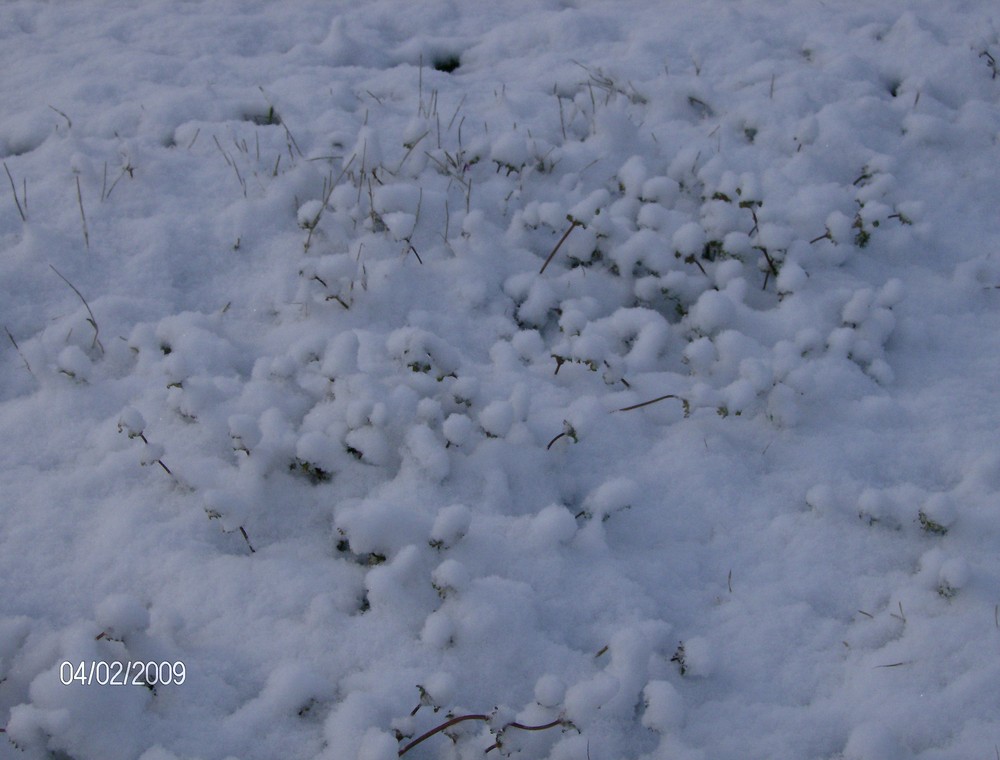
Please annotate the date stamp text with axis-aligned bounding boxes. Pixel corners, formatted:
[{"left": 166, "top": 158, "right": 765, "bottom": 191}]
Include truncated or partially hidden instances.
[{"left": 59, "top": 660, "right": 186, "bottom": 686}]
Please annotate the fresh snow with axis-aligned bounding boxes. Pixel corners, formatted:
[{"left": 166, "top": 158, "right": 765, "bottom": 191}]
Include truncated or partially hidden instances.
[{"left": 1, "top": 1, "right": 1000, "bottom": 758}]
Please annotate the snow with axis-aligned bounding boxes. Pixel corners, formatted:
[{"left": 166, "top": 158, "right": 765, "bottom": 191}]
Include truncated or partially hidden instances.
[
  {"left": 2, "top": 1, "right": 1000, "bottom": 759},
  {"left": 429, "top": 503, "right": 471, "bottom": 549},
  {"left": 640, "top": 680, "right": 684, "bottom": 733}
]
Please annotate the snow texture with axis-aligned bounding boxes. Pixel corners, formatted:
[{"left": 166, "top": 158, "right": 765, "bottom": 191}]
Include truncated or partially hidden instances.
[{"left": 2, "top": 1, "right": 1000, "bottom": 759}]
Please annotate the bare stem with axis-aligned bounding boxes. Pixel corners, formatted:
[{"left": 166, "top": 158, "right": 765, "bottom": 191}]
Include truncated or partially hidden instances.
[
  {"left": 394, "top": 130, "right": 428, "bottom": 174},
  {"left": 399, "top": 714, "right": 489, "bottom": 756},
  {"left": 508, "top": 719, "right": 565, "bottom": 732},
  {"left": 104, "top": 167, "right": 128, "bottom": 202},
  {"left": 4, "top": 162, "right": 26, "bottom": 222},
  {"left": 399, "top": 714, "right": 569, "bottom": 757},
  {"left": 304, "top": 154, "right": 356, "bottom": 251},
  {"left": 75, "top": 175, "right": 90, "bottom": 249},
  {"left": 239, "top": 526, "right": 255, "bottom": 553},
  {"left": 4, "top": 325, "right": 35, "bottom": 378},
  {"left": 448, "top": 93, "right": 467, "bottom": 130},
  {"left": 48, "top": 104, "right": 72, "bottom": 129},
  {"left": 539, "top": 219, "right": 582, "bottom": 274},
  {"left": 49, "top": 264, "right": 104, "bottom": 354},
  {"left": 546, "top": 431, "right": 569, "bottom": 450},
  {"left": 615, "top": 393, "right": 680, "bottom": 412}
]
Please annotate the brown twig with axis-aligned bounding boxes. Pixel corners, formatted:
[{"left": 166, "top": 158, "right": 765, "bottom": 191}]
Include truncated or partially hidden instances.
[
  {"left": 546, "top": 432, "right": 569, "bottom": 450},
  {"left": 239, "top": 526, "right": 255, "bottom": 553},
  {"left": 484, "top": 719, "right": 568, "bottom": 753},
  {"left": 4, "top": 162, "right": 26, "bottom": 221},
  {"left": 4, "top": 325, "right": 34, "bottom": 378},
  {"left": 756, "top": 246, "right": 779, "bottom": 291},
  {"left": 405, "top": 243, "right": 423, "bottom": 264},
  {"left": 508, "top": 719, "right": 564, "bottom": 732},
  {"left": 614, "top": 393, "right": 680, "bottom": 412},
  {"left": 48, "top": 104, "right": 72, "bottom": 129},
  {"left": 399, "top": 714, "right": 569, "bottom": 757},
  {"left": 103, "top": 165, "right": 130, "bottom": 202},
  {"left": 76, "top": 175, "right": 89, "bottom": 248},
  {"left": 399, "top": 714, "right": 489, "bottom": 756},
  {"left": 132, "top": 431, "right": 173, "bottom": 475},
  {"left": 539, "top": 218, "right": 582, "bottom": 274}
]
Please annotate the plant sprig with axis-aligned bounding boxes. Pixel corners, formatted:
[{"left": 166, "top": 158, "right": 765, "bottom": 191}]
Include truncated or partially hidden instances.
[
  {"left": 4, "top": 162, "right": 26, "bottom": 222},
  {"left": 49, "top": 264, "right": 104, "bottom": 355},
  {"left": 398, "top": 711, "right": 572, "bottom": 756}
]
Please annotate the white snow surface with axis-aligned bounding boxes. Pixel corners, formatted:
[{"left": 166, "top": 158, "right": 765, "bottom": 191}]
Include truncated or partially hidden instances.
[{"left": 2, "top": 1, "right": 1000, "bottom": 758}]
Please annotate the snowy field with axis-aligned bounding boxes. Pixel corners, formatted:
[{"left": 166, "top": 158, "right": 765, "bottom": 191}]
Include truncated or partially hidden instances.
[{"left": 1, "top": 1, "right": 1000, "bottom": 758}]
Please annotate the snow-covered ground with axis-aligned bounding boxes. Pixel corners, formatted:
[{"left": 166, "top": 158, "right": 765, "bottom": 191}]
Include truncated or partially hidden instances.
[{"left": 2, "top": 1, "right": 999, "bottom": 758}]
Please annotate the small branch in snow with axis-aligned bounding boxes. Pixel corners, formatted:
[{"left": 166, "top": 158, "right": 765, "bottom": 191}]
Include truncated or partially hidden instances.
[
  {"left": 447, "top": 93, "right": 467, "bottom": 131},
  {"left": 398, "top": 713, "right": 572, "bottom": 757},
  {"left": 485, "top": 720, "right": 567, "bottom": 753},
  {"left": 304, "top": 154, "right": 356, "bottom": 251},
  {"left": 614, "top": 393, "right": 681, "bottom": 412},
  {"left": 546, "top": 431, "right": 571, "bottom": 450},
  {"left": 4, "top": 162, "right": 27, "bottom": 222},
  {"left": 48, "top": 104, "right": 72, "bottom": 129},
  {"left": 102, "top": 163, "right": 132, "bottom": 202},
  {"left": 4, "top": 325, "right": 34, "bottom": 378},
  {"left": 49, "top": 264, "right": 104, "bottom": 355},
  {"left": 283, "top": 121, "right": 304, "bottom": 157},
  {"left": 76, "top": 175, "right": 90, "bottom": 248},
  {"left": 116, "top": 411, "right": 172, "bottom": 475},
  {"left": 980, "top": 49, "right": 998, "bottom": 80},
  {"left": 399, "top": 714, "right": 489, "bottom": 756},
  {"left": 890, "top": 601, "right": 906, "bottom": 624},
  {"left": 394, "top": 130, "right": 428, "bottom": 174},
  {"left": 539, "top": 217, "right": 583, "bottom": 274},
  {"left": 239, "top": 526, "right": 255, "bottom": 553},
  {"left": 213, "top": 134, "right": 232, "bottom": 166},
  {"left": 418, "top": 53, "right": 425, "bottom": 117},
  {"left": 554, "top": 84, "right": 567, "bottom": 141},
  {"left": 546, "top": 421, "right": 578, "bottom": 449},
  {"left": 754, "top": 245, "right": 779, "bottom": 290},
  {"left": 404, "top": 242, "right": 423, "bottom": 265}
]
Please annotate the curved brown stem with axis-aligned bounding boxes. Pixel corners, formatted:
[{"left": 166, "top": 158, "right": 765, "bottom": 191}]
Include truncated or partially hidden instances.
[
  {"left": 508, "top": 718, "right": 565, "bottom": 731},
  {"left": 615, "top": 393, "right": 679, "bottom": 412},
  {"left": 399, "top": 714, "right": 570, "bottom": 756},
  {"left": 546, "top": 431, "right": 568, "bottom": 450},
  {"left": 398, "top": 714, "right": 488, "bottom": 756}
]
